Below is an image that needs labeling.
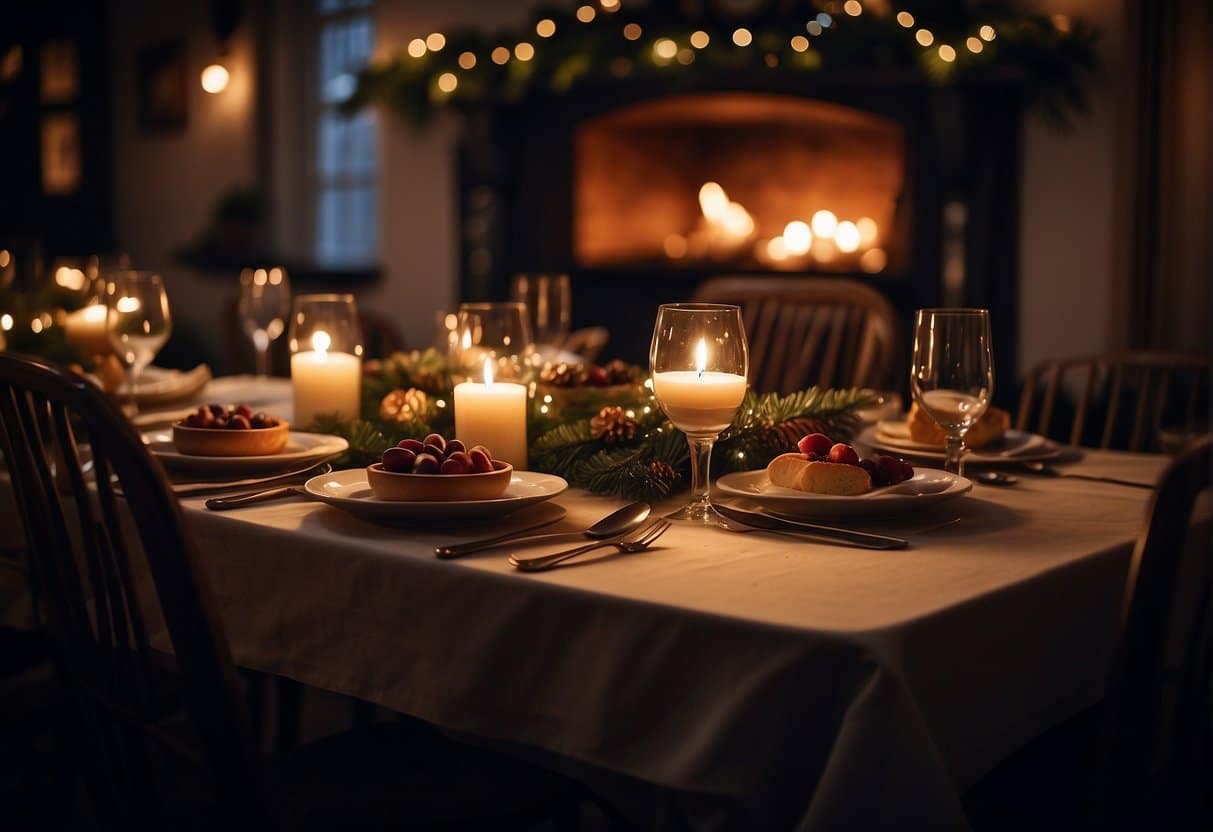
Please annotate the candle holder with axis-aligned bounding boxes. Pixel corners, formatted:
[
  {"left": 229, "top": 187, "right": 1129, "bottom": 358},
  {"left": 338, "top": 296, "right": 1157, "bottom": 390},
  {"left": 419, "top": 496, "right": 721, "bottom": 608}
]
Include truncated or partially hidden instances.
[
  {"left": 650, "top": 303, "right": 749, "bottom": 525},
  {"left": 450, "top": 302, "right": 535, "bottom": 384},
  {"left": 288, "top": 293, "right": 363, "bottom": 427}
]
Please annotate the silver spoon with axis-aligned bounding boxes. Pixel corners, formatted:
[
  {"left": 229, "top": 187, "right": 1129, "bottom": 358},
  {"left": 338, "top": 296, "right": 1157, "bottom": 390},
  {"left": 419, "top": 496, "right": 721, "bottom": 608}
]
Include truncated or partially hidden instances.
[
  {"left": 974, "top": 471, "right": 1018, "bottom": 487},
  {"left": 435, "top": 501, "right": 651, "bottom": 559}
]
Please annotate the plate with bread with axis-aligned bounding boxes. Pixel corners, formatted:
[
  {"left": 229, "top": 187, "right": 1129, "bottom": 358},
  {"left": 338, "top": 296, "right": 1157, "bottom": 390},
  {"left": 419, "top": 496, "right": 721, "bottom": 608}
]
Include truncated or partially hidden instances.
[
  {"left": 716, "top": 432, "right": 971, "bottom": 518},
  {"left": 858, "top": 402, "right": 1060, "bottom": 464}
]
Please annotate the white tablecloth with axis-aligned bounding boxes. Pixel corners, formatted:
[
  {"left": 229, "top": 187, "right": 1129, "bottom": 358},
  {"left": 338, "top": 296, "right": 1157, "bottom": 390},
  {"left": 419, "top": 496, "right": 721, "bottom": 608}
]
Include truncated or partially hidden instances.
[{"left": 0, "top": 378, "right": 1178, "bottom": 829}]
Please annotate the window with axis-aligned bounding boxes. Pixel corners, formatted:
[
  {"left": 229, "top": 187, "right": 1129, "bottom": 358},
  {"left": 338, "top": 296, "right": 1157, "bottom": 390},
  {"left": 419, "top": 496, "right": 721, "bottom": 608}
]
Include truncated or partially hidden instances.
[{"left": 313, "top": 0, "right": 377, "bottom": 267}]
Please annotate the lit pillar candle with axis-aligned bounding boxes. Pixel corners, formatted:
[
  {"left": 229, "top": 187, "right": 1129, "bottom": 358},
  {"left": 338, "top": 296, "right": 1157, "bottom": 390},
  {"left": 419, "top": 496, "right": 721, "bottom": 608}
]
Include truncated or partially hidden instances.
[
  {"left": 290, "top": 330, "right": 361, "bottom": 426},
  {"left": 454, "top": 357, "right": 528, "bottom": 469},
  {"left": 652, "top": 338, "right": 748, "bottom": 434},
  {"left": 64, "top": 303, "right": 112, "bottom": 355}
]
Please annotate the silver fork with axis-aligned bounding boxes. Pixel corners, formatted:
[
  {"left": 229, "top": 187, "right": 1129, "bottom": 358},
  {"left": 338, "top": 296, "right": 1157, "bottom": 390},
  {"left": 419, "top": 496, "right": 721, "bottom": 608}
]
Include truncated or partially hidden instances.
[{"left": 508, "top": 519, "right": 672, "bottom": 572}]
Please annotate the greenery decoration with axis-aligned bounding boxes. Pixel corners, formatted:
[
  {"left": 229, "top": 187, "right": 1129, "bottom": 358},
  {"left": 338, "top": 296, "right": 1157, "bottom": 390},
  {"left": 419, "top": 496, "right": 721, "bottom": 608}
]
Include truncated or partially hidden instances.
[
  {"left": 345, "top": 0, "right": 1097, "bottom": 128},
  {"left": 311, "top": 349, "right": 874, "bottom": 500}
]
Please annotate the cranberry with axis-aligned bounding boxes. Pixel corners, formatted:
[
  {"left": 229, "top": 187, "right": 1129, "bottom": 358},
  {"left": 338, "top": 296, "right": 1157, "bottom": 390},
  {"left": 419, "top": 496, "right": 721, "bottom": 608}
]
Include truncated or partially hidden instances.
[
  {"left": 227, "top": 414, "right": 251, "bottom": 430},
  {"left": 468, "top": 448, "right": 493, "bottom": 473},
  {"left": 208, "top": 403, "right": 225, "bottom": 417},
  {"left": 234, "top": 404, "right": 253, "bottom": 419},
  {"left": 397, "top": 438, "right": 425, "bottom": 453},
  {"left": 875, "top": 455, "right": 904, "bottom": 485},
  {"left": 798, "top": 433, "right": 834, "bottom": 457},
  {"left": 412, "top": 453, "right": 441, "bottom": 474},
  {"left": 422, "top": 433, "right": 446, "bottom": 453},
  {"left": 828, "top": 443, "right": 860, "bottom": 466},
  {"left": 382, "top": 447, "right": 416, "bottom": 473},
  {"left": 899, "top": 459, "right": 916, "bottom": 482},
  {"left": 444, "top": 439, "right": 466, "bottom": 457},
  {"left": 212, "top": 417, "right": 228, "bottom": 429},
  {"left": 587, "top": 366, "right": 608, "bottom": 387},
  {"left": 441, "top": 451, "right": 473, "bottom": 474}
]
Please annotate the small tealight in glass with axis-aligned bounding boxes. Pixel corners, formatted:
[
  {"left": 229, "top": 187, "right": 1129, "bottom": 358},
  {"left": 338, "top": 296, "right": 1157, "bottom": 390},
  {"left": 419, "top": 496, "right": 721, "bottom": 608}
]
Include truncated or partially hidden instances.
[{"left": 289, "top": 294, "right": 363, "bottom": 427}]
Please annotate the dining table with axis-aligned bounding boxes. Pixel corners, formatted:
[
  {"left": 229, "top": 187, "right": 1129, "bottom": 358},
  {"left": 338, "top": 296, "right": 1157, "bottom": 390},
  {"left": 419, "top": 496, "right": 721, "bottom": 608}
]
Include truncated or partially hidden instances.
[{"left": 0, "top": 374, "right": 1189, "bottom": 830}]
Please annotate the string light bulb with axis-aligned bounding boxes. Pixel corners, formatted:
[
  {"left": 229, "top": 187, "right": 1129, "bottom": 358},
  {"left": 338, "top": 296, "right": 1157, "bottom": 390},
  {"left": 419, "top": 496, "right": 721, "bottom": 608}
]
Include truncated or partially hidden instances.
[
  {"left": 843, "top": 1, "right": 862, "bottom": 16},
  {"left": 915, "top": 29, "right": 934, "bottom": 46},
  {"left": 623, "top": 23, "right": 642, "bottom": 41},
  {"left": 576, "top": 5, "right": 596, "bottom": 23},
  {"left": 458, "top": 51, "right": 476, "bottom": 69},
  {"left": 437, "top": 72, "right": 457, "bottom": 92},
  {"left": 491, "top": 46, "right": 510, "bottom": 64},
  {"left": 938, "top": 44, "right": 956, "bottom": 62},
  {"left": 732, "top": 28, "right": 752, "bottom": 47},
  {"left": 979, "top": 25, "right": 996, "bottom": 41},
  {"left": 425, "top": 33, "right": 445, "bottom": 51},
  {"left": 536, "top": 19, "right": 555, "bottom": 38},
  {"left": 690, "top": 30, "right": 709, "bottom": 49},
  {"left": 896, "top": 11, "right": 914, "bottom": 27},
  {"left": 514, "top": 42, "right": 534, "bottom": 61},
  {"left": 653, "top": 38, "right": 677, "bottom": 60},
  {"left": 407, "top": 38, "right": 426, "bottom": 58},
  {"left": 790, "top": 35, "right": 809, "bottom": 52},
  {"left": 966, "top": 37, "right": 983, "bottom": 53},
  {"left": 200, "top": 63, "right": 229, "bottom": 94}
]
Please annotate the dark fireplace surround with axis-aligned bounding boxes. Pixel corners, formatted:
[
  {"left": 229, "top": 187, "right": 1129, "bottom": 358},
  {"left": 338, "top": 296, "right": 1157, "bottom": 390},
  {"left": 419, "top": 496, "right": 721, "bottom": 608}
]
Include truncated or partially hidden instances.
[{"left": 458, "top": 69, "right": 1022, "bottom": 396}]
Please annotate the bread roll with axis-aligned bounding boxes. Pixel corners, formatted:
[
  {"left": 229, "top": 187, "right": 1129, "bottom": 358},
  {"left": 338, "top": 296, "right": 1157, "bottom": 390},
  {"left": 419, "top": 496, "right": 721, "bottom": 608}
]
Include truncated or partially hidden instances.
[
  {"left": 766, "top": 453, "right": 872, "bottom": 496},
  {"left": 907, "top": 402, "right": 1010, "bottom": 449}
]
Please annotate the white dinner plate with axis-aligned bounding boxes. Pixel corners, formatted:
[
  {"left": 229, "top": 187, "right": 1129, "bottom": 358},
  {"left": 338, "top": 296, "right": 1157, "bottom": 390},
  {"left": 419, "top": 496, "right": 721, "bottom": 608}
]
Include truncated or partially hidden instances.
[
  {"left": 122, "top": 365, "right": 212, "bottom": 407},
  {"left": 142, "top": 429, "right": 348, "bottom": 477},
  {"left": 303, "top": 468, "right": 569, "bottom": 526},
  {"left": 859, "top": 423, "right": 1062, "bottom": 465},
  {"left": 715, "top": 468, "right": 972, "bottom": 518}
]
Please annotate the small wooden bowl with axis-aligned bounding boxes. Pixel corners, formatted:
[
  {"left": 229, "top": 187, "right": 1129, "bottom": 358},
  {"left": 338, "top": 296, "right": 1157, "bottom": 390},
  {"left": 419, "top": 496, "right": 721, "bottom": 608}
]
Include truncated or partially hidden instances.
[
  {"left": 172, "top": 421, "right": 290, "bottom": 457},
  {"left": 366, "top": 460, "right": 512, "bottom": 502}
]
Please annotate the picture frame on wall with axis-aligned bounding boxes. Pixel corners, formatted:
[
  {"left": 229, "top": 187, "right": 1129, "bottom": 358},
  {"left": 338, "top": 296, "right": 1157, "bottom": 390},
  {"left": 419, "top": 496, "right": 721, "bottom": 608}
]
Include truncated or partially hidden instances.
[{"left": 136, "top": 39, "right": 186, "bottom": 134}]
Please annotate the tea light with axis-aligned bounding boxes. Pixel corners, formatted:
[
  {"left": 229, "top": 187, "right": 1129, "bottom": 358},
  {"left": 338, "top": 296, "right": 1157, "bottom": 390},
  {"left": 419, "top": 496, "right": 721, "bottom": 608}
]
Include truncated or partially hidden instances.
[
  {"left": 454, "top": 357, "right": 528, "bottom": 468},
  {"left": 652, "top": 339, "right": 747, "bottom": 434},
  {"left": 291, "top": 330, "right": 361, "bottom": 426},
  {"left": 64, "top": 303, "right": 112, "bottom": 355}
]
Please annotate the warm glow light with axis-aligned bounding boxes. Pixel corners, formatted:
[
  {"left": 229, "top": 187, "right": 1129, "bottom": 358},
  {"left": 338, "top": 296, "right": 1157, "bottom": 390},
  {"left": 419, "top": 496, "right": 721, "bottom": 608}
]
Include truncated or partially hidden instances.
[
  {"left": 576, "top": 5, "right": 596, "bottom": 23},
  {"left": 0, "top": 313, "right": 11, "bottom": 331},
  {"left": 694, "top": 339, "right": 707, "bottom": 376},
  {"left": 790, "top": 35, "right": 809, "bottom": 52},
  {"left": 721, "top": 203, "right": 754, "bottom": 237},
  {"left": 664, "top": 234, "right": 688, "bottom": 259},
  {"left": 30, "top": 318, "right": 43, "bottom": 334},
  {"left": 312, "top": 330, "right": 332, "bottom": 354},
  {"left": 766, "top": 237, "right": 790, "bottom": 261},
  {"left": 200, "top": 63, "right": 229, "bottom": 94},
  {"left": 407, "top": 38, "right": 427, "bottom": 58},
  {"left": 916, "top": 29, "right": 934, "bottom": 46},
  {"left": 938, "top": 44, "right": 956, "bottom": 62},
  {"left": 856, "top": 217, "right": 879, "bottom": 246},
  {"left": 459, "top": 51, "right": 477, "bottom": 69},
  {"left": 623, "top": 23, "right": 642, "bottom": 40},
  {"left": 55, "top": 267, "right": 86, "bottom": 291},
  {"left": 491, "top": 46, "right": 510, "bottom": 64},
  {"left": 860, "top": 248, "right": 888, "bottom": 273},
  {"left": 654, "top": 38, "right": 677, "bottom": 60},
  {"left": 732, "top": 28, "right": 752, "bottom": 47},
  {"left": 1051, "top": 14, "right": 1071, "bottom": 34},
  {"left": 269, "top": 267, "right": 284, "bottom": 285},
  {"left": 536, "top": 19, "right": 556, "bottom": 38},
  {"left": 515, "top": 42, "right": 534, "bottom": 61},
  {"left": 482, "top": 356, "right": 494, "bottom": 386},
  {"left": 966, "top": 37, "right": 984, "bottom": 54},
  {"left": 806, "top": 21, "right": 824, "bottom": 36},
  {"left": 699, "top": 182, "right": 728, "bottom": 221},
  {"left": 816, "top": 12, "right": 832, "bottom": 27},
  {"left": 0, "top": 250, "right": 9, "bottom": 268},
  {"left": 843, "top": 1, "right": 862, "bottom": 16},
  {"left": 835, "top": 221, "right": 861, "bottom": 252},
  {"left": 115, "top": 296, "right": 140, "bottom": 314},
  {"left": 783, "top": 221, "right": 812, "bottom": 255},
  {"left": 81, "top": 304, "right": 107, "bottom": 322},
  {"left": 811, "top": 209, "right": 838, "bottom": 238},
  {"left": 437, "top": 72, "right": 458, "bottom": 92},
  {"left": 896, "top": 11, "right": 914, "bottom": 27},
  {"left": 425, "top": 33, "right": 446, "bottom": 51},
  {"left": 979, "top": 25, "right": 996, "bottom": 42},
  {"left": 677, "top": 48, "right": 694, "bottom": 65},
  {"left": 601, "top": 0, "right": 620, "bottom": 10},
  {"left": 690, "top": 30, "right": 709, "bottom": 49},
  {"left": 253, "top": 268, "right": 268, "bottom": 285}
]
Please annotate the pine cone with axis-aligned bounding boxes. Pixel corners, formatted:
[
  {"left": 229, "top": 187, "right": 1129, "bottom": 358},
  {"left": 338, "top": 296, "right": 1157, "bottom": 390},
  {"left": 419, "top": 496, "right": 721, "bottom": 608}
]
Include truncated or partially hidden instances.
[
  {"left": 379, "top": 387, "right": 429, "bottom": 424},
  {"left": 602, "top": 359, "right": 635, "bottom": 385},
  {"left": 645, "top": 460, "right": 680, "bottom": 493},
  {"left": 590, "top": 406, "right": 638, "bottom": 444},
  {"left": 539, "top": 361, "right": 588, "bottom": 387}
]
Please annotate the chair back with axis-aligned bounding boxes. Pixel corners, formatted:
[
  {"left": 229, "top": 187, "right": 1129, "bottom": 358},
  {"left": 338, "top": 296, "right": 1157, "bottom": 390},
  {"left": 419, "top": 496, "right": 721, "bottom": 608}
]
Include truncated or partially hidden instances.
[
  {"left": 691, "top": 276, "right": 901, "bottom": 393},
  {"left": 0, "top": 353, "right": 269, "bottom": 829},
  {"left": 1088, "top": 439, "right": 1212, "bottom": 827},
  {"left": 1016, "top": 351, "right": 1210, "bottom": 451}
]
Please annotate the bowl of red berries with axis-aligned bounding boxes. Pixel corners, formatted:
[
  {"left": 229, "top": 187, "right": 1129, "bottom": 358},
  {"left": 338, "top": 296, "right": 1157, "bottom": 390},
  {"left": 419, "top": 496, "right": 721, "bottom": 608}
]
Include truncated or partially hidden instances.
[
  {"left": 172, "top": 404, "right": 289, "bottom": 457},
  {"left": 367, "top": 434, "right": 512, "bottom": 502}
]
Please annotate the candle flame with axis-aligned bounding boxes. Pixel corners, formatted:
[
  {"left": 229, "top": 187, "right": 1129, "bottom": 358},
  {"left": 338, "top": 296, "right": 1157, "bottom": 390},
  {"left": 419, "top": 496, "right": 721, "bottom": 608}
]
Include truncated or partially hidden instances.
[
  {"left": 695, "top": 338, "right": 707, "bottom": 378},
  {"left": 312, "top": 330, "right": 331, "bottom": 354},
  {"left": 482, "top": 356, "right": 494, "bottom": 386}
]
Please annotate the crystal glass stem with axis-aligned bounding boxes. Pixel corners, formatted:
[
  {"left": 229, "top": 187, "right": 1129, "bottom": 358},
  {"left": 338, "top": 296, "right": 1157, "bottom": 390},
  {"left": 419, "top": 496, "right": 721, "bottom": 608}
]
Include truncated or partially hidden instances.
[
  {"left": 944, "top": 434, "right": 964, "bottom": 475},
  {"left": 683, "top": 434, "right": 716, "bottom": 522}
]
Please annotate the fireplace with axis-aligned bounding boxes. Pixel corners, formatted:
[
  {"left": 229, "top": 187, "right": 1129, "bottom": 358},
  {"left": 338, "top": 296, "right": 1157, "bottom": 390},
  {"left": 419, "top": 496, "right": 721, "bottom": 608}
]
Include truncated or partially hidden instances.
[{"left": 459, "top": 73, "right": 1022, "bottom": 394}]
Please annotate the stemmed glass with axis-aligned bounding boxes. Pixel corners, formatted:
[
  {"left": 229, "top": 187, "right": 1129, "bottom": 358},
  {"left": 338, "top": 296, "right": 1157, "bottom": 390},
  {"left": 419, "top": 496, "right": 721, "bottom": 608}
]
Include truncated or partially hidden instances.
[
  {"left": 650, "top": 303, "right": 749, "bottom": 524},
  {"left": 238, "top": 266, "right": 291, "bottom": 376},
  {"left": 106, "top": 270, "right": 172, "bottom": 415},
  {"left": 451, "top": 302, "right": 535, "bottom": 383},
  {"left": 910, "top": 308, "right": 994, "bottom": 475},
  {"left": 510, "top": 273, "right": 571, "bottom": 354}
]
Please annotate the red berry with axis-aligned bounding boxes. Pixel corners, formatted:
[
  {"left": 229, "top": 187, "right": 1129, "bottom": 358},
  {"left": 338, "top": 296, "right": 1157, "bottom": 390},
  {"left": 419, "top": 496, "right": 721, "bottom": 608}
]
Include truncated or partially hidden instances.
[
  {"left": 444, "top": 439, "right": 466, "bottom": 457},
  {"left": 440, "top": 452, "right": 472, "bottom": 474},
  {"left": 587, "top": 366, "right": 608, "bottom": 387},
  {"left": 468, "top": 448, "right": 493, "bottom": 473},
  {"left": 235, "top": 404, "right": 253, "bottom": 419},
  {"left": 470, "top": 445, "right": 490, "bottom": 458},
  {"left": 212, "top": 417, "right": 228, "bottom": 429},
  {"left": 208, "top": 403, "right": 225, "bottom": 417},
  {"left": 228, "top": 414, "right": 251, "bottom": 430},
  {"left": 798, "top": 433, "right": 834, "bottom": 457},
  {"left": 422, "top": 433, "right": 446, "bottom": 453},
  {"left": 382, "top": 447, "right": 416, "bottom": 473},
  {"left": 412, "top": 453, "right": 441, "bottom": 474},
  {"left": 397, "top": 438, "right": 425, "bottom": 453},
  {"left": 898, "top": 459, "right": 915, "bottom": 482},
  {"left": 828, "top": 443, "right": 860, "bottom": 466},
  {"left": 875, "top": 455, "right": 903, "bottom": 485}
]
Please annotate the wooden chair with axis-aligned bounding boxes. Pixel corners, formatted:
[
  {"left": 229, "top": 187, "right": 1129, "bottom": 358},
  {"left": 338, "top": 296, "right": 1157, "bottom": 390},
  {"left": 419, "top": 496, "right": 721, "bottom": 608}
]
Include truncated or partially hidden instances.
[
  {"left": 1016, "top": 352, "right": 1210, "bottom": 452},
  {"left": 0, "top": 352, "right": 593, "bottom": 829},
  {"left": 561, "top": 326, "right": 610, "bottom": 364},
  {"left": 691, "top": 276, "right": 901, "bottom": 393}
]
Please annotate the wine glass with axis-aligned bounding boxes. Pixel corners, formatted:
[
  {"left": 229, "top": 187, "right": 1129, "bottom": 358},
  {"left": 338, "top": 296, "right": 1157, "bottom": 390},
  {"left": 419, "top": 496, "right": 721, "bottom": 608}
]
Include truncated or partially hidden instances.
[
  {"left": 238, "top": 266, "right": 291, "bottom": 376},
  {"left": 451, "top": 302, "right": 534, "bottom": 383},
  {"left": 106, "top": 270, "right": 172, "bottom": 415},
  {"left": 510, "top": 273, "right": 571, "bottom": 355},
  {"left": 650, "top": 303, "right": 749, "bottom": 525},
  {"left": 910, "top": 308, "right": 994, "bottom": 475}
]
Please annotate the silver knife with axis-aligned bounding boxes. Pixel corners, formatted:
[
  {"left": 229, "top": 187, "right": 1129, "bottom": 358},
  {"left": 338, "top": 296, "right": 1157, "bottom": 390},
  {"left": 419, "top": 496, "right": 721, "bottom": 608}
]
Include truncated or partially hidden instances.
[
  {"left": 715, "top": 503, "right": 908, "bottom": 550},
  {"left": 205, "top": 484, "right": 312, "bottom": 510},
  {"left": 174, "top": 462, "right": 333, "bottom": 496}
]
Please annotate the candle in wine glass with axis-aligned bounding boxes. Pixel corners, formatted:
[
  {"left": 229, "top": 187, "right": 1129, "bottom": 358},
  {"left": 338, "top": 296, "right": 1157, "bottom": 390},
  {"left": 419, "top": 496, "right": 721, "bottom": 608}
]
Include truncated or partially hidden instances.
[
  {"left": 64, "top": 303, "right": 112, "bottom": 355},
  {"left": 291, "top": 330, "right": 361, "bottom": 426},
  {"left": 651, "top": 339, "right": 748, "bottom": 433},
  {"left": 454, "top": 357, "right": 528, "bottom": 469}
]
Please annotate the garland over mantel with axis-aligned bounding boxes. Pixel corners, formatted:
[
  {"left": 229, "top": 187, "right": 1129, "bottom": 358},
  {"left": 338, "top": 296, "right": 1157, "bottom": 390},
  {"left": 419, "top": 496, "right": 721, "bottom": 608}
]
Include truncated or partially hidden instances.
[{"left": 346, "top": 0, "right": 1097, "bottom": 127}]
